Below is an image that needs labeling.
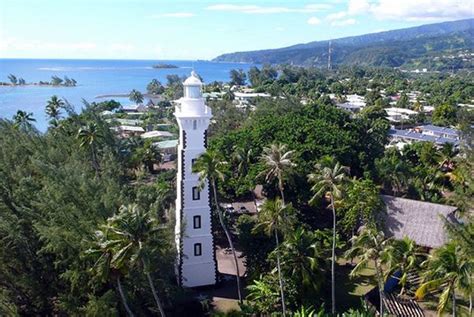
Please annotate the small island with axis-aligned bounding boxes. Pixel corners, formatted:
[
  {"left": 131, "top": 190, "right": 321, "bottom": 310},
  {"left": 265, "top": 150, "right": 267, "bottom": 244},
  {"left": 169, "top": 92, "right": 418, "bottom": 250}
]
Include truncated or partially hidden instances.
[
  {"left": 0, "top": 74, "right": 78, "bottom": 87},
  {"left": 152, "top": 63, "right": 178, "bottom": 69}
]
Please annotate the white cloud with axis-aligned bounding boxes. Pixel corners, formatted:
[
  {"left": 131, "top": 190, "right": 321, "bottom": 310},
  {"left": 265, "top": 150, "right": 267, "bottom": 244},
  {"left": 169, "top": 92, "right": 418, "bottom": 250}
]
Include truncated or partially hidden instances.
[
  {"left": 331, "top": 18, "right": 357, "bottom": 27},
  {"left": 326, "top": 11, "right": 348, "bottom": 21},
  {"left": 151, "top": 12, "right": 195, "bottom": 18},
  {"left": 370, "top": 0, "right": 473, "bottom": 21},
  {"left": 206, "top": 3, "right": 331, "bottom": 14},
  {"left": 275, "top": 26, "right": 285, "bottom": 31},
  {"left": 307, "top": 17, "right": 322, "bottom": 25},
  {"left": 348, "top": 0, "right": 370, "bottom": 15},
  {"left": 325, "top": 0, "right": 470, "bottom": 27}
]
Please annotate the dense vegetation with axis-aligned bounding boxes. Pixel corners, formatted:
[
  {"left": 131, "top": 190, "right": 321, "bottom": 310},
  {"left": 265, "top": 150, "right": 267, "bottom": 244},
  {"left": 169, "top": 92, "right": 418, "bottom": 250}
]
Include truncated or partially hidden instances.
[
  {"left": 0, "top": 64, "right": 472, "bottom": 316},
  {"left": 214, "top": 19, "right": 473, "bottom": 71}
]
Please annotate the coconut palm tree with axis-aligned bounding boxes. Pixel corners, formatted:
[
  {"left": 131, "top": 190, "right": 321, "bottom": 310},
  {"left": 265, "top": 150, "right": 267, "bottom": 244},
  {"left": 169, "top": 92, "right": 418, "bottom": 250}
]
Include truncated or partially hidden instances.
[
  {"left": 308, "top": 161, "right": 348, "bottom": 314},
  {"left": 416, "top": 242, "right": 472, "bottom": 317},
  {"left": 12, "top": 110, "right": 36, "bottom": 130},
  {"left": 383, "top": 236, "right": 422, "bottom": 295},
  {"left": 254, "top": 198, "right": 294, "bottom": 317},
  {"left": 77, "top": 123, "right": 103, "bottom": 173},
  {"left": 279, "top": 228, "right": 325, "bottom": 299},
  {"left": 232, "top": 144, "right": 253, "bottom": 178},
  {"left": 45, "top": 95, "right": 64, "bottom": 120},
  {"left": 345, "top": 227, "right": 391, "bottom": 316},
  {"left": 135, "top": 141, "right": 162, "bottom": 173},
  {"left": 86, "top": 229, "right": 135, "bottom": 317},
  {"left": 259, "top": 143, "right": 295, "bottom": 204},
  {"left": 129, "top": 89, "right": 144, "bottom": 104},
  {"left": 103, "top": 204, "right": 167, "bottom": 316},
  {"left": 192, "top": 150, "right": 243, "bottom": 304},
  {"left": 444, "top": 218, "right": 474, "bottom": 313}
]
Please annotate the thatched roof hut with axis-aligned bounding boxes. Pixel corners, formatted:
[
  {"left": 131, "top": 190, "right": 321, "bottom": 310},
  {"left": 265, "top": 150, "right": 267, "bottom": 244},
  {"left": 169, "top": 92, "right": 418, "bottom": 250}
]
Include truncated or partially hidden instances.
[{"left": 382, "top": 195, "right": 458, "bottom": 249}]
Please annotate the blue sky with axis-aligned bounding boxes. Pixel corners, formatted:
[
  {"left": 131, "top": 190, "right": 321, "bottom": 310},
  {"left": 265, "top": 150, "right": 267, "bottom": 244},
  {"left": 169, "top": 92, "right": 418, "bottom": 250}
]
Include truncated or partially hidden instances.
[{"left": 0, "top": 0, "right": 472, "bottom": 60}]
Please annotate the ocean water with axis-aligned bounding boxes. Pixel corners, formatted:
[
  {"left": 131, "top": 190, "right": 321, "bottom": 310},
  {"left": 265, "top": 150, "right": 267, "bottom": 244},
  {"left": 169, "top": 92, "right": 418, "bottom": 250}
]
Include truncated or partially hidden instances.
[{"left": 0, "top": 59, "right": 254, "bottom": 131}]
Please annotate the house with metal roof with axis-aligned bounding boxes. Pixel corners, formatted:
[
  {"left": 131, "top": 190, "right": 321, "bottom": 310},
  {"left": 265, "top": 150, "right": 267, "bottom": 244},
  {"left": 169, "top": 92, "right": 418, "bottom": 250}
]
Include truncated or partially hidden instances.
[
  {"left": 140, "top": 130, "right": 174, "bottom": 139},
  {"left": 388, "top": 129, "right": 459, "bottom": 146},
  {"left": 122, "top": 104, "right": 148, "bottom": 113},
  {"left": 415, "top": 124, "right": 459, "bottom": 140},
  {"left": 153, "top": 139, "right": 178, "bottom": 154}
]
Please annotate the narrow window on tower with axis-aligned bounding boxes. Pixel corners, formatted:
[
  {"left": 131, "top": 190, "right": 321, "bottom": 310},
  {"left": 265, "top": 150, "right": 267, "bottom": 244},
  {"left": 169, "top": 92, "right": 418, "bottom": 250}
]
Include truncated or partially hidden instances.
[
  {"left": 192, "top": 186, "right": 200, "bottom": 200},
  {"left": 191, "top": 158, "right": 197, "bottom": 168},
  {"left": 193, "top": 215, "right": 201, "bottom": 229},
  {"left": 194, "top": 243, "right": 202, "bottom": 256},
  {"left": 193, "top": 120, "right": 197, "bottom": 130}
]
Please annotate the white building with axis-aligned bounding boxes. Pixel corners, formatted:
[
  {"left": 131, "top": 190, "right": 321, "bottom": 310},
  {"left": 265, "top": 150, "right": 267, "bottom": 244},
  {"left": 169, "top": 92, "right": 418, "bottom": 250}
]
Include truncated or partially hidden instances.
[
  {"left": 174, "top": 72, "right": 217, "bottom": 287},
  {"left": 384, "top": 107, "right": 418, "bottom": 123},
  {"left": 336, "top": 94, "right": 366, "bottom": 113}
]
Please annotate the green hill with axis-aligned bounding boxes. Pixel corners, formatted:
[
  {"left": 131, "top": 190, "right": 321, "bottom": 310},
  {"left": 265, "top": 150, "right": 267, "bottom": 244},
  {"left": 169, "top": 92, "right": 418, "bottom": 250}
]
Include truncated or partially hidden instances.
[{"left": 213, "top": 19, "right": 473, "bottom": 70}]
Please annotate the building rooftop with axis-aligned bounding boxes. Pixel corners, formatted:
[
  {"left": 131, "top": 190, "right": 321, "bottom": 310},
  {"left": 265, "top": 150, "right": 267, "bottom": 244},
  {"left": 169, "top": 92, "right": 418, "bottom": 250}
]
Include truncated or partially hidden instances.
[
  {"left": 234, "top": 92, "right": 271, "bottom": 98},
  {"left": 417, "top": 124, "right": 459, "bottom": 136},
  {"left": 141, "top": 130, "right": 174, "bottom": 139},
  {"left": 385, "top": 107, "right": 418, "bottom": 115},
  {"left": 118, "top": 125, "right": 145, "bottom": 132},
  {"left": 153, "top": 139, "right": 178, "bottom": 149},
  {"left": 388, "top": 129, "right": 459, "bottom": 146},
  {"left": 382, "top": 195, "right": 458, "bottom": 248}
]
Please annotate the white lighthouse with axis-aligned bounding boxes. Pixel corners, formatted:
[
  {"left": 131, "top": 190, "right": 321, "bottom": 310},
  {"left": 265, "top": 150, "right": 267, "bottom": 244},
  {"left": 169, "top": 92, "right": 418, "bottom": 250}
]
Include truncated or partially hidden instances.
[{"left": 174, "top": 71, "right": 217, "bottom": 287}]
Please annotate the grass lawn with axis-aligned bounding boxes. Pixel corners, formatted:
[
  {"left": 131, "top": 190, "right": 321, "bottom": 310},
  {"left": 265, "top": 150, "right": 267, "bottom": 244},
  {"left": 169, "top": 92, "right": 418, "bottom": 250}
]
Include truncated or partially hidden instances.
[
  {"left": 212, "top": 297, "right": 241, "bottom": 313},
  {"left": 334, "top": 258, "right": 377, "bottom": 313}
]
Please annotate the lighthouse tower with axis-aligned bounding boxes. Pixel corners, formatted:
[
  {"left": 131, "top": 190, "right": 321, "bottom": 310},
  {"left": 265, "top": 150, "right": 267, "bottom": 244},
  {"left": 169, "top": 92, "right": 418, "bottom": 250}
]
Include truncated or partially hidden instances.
[{"left": 174, "top": 71, "right": 217, "bottom": 287}]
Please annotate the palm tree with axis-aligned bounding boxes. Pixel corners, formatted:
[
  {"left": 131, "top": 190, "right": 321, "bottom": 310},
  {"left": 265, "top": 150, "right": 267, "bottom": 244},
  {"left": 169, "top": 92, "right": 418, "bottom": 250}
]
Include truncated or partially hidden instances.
[
  {"left": 103, "top": 204, "right": 167, "bottom": 316},
  {"left": 192, "top": 150, "right": 243, "bottom": 304},
  {"left": 308, "top": 161, "right": 348, "bottom": 314},
  {"left": 345, "top": 227, "right": 391, "bottom": 316},
  {"left": 383, "top": 236, "right": 422, "bottom": 295},
  {"left": 86, "top": 229, "right": 135, "bottom": 317},
  {"left": 416, "top": 243, "right": 472, "bottom": 317},
  {"left": 136, "top": 141, "right": 162, "bottom": 173},
  {"left": 444, "top": 218, "right": 474, "bottom": 313},
  {"left": 232, "top": 144, "right": 253, "bottom": 178},
  {"left": 253, "top": 198, "right": 294, "bottom": 316},
  {"left": 77, "top": 123, "right": 103, "bottom": 173},
  {"left": 279, "top": 228, "right": 325, "bottom": 299},
  {"left": 45, "top": 95, "right": 64, "bottom": 120},
  {"left": 129, "top": 89, "right": 144, "bottom": 104},
  {"left": 259, "top": 143, "right": 295, "bottom": 204},
  {"left": 12, "top": 110, "right": 36, "bottom": 130}
]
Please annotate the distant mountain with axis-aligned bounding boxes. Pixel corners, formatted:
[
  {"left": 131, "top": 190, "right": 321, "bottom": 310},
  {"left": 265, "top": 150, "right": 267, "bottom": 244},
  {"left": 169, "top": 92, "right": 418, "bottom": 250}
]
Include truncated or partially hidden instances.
[{"left": 213, "top": 19, "right": 474, "bottom": 69}]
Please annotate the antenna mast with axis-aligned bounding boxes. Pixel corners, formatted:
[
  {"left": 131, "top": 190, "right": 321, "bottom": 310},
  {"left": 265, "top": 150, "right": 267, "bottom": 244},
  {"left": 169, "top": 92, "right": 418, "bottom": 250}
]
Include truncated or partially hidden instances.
[{"left": 328, "top": 41, "right": 333, "bottom": 70}]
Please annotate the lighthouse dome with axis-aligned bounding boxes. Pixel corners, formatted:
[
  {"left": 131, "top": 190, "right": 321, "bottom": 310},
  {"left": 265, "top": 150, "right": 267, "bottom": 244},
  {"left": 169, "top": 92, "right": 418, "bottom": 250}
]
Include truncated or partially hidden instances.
[{"left": 183, "top": 70, "right": 202, "bottom": 86}]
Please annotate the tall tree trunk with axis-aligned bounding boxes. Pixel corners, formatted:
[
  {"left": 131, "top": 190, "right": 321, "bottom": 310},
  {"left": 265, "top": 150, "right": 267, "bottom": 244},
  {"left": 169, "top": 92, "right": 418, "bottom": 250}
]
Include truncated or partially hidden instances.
[
  {"left": 469, "top": 292, "right": 472, "bottom": 316},
  {"left": 278, "top": 178, "right": 286, "bottom": 205},
  {"left": 145, "top": 270, "right": 166, "bottom": 317},
  {"left": 452, "top": 289, "right": 456, "bottom": 317},
  {"left": 274, "top": 229, "right": 287, "bottom": 317},
  {"left": 91, "top": 143, "right": 100, "bottom": 174},
  {"left": 374, "top": 260, "right": 384, "bottom": 317},
  {"left": 116, "top": 276, "right": 134, "bottom": 317},
  {"left": 211, "top": 179, "right": 243, "bottom": 304},
  {"left": 330, "top": 194, "right": 337, "bottom": 314}
]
